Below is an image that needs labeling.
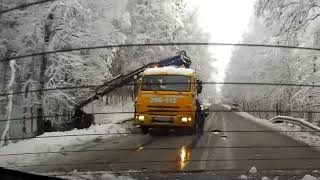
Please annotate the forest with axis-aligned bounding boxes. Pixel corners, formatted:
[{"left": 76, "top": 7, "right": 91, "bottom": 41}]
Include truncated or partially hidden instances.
[
  {"left": 0, "top": 0, "right": 215, "bottom": 145},
  {"left": 223, "top": 0, "right": 320, "bottom": 124}
]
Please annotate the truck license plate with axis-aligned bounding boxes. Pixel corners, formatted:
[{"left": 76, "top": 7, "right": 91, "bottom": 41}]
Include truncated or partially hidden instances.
[{"left": 152, "top": 116, "right": 172, "bottom": 122}]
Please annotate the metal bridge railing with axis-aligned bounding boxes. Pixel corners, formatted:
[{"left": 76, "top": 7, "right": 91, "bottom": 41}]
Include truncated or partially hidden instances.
[{"left": 269, "top": 116, "right": 320, "bottom": 136}]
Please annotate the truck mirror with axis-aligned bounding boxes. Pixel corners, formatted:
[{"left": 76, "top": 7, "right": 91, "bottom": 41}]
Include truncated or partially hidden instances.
[
  {"left": 133, "top": 79, "right": 140, "bottom": 97},
  {"left": 198, "top": 86, "right": 202, "bottom": 94},
  {"left": 196, "top": 80, "right": 202, "bottom": 94}
]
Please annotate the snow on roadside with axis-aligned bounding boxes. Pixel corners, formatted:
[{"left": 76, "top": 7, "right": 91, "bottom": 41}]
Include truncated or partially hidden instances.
[
  {"left": 300, "top": 175, "right": 319, "bottom": 180},
  {"left": 238, "top": 172, "right": 319, "bottom": 180},
  {"left": 249, "top": 166, "right": 257, "bottom": 174},
  {"left": 223, "top": 104, "right": 274, "bottom": 129},
  {"left": 46, "top": 171, "right": 136, "bottom": 180},
  {"left": 222, "top": 105, "right": 320, "bottom": 148},
  {"left": 237, "top": 168, "right": 319, "bottom": 180},
  {"left": 238, "top": 174, "right": 248, "bottom": 179},
  {"left": 52, "top": 171, "right": 319, "bottom": 180},
  {"left": 0, "top": 123, "right": 128, "bottom": 167},
  {"left": 85, "top": 102, "right": 134, "bottom": 124}
]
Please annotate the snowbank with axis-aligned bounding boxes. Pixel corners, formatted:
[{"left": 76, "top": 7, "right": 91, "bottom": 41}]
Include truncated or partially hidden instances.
[
  {"left": 46, "top": 171, "right": 135, "bottom": 180},
  {"left": 92, "top": 102, "right": 134, "bottom": 124},
  {"left": 83, "top": 101, "right": 134, "bottom": 125},
  {"left": 301, "top": 175, "right": 318, "bottom": 180},
  {"left": 239, "top": 167, "right": 319, "bottom": 180},
  {"left": 49, "top": 171, "right": 319, "bottom": 180},
  {"left": 0, "top": 123, "right": 128, "bottom": 167},
  {"left": 143, "top": 66, "right": 194, "bottom": 76},
  {"left": 237, "top": 174, "right": 320, "bottom": 180}
]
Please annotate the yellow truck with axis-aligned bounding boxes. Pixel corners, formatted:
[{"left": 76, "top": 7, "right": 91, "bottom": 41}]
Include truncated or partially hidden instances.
[
  {"left": 70, "top": 51, "right": 207, "bottom": 133},
  {"left": 134, "top": 66, "right": 204, "bottom": 134}
]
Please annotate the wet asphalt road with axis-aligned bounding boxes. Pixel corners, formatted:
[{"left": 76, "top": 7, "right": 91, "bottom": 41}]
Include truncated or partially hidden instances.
[{"left": 19, "top": 106, "right": 320, "bottom": 179}]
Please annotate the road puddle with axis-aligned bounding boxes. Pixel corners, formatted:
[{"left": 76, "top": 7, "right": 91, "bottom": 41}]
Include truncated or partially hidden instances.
[
  {"left": 220, "top": 135, "right": 228, "bottom": 140},
  {"left": 136, "top": 146, "right": 144, "bottom": 151},
  {"left": 213, "top": 130, "right": 221, "bottom": 135},
  {"left": 177, "top": 145, "right": 191, "bottom": 171}
]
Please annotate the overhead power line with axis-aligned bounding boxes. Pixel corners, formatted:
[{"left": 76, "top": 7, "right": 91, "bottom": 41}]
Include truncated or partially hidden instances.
[
  {"left": 2, "top": 42, "right": 320, "bottom": 63},
  {"left": 0, "top": 0, "right": 56, "bottom": 15},
  {"left": 0, "top": 81, "right": 319, "bottom": 97},
  {"left": 0, "top": 109, "right": 320, "bottom": 123}
]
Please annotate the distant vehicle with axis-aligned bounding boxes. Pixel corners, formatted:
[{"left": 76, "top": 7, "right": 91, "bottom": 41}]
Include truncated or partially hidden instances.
[{"left": 230, "top": 103, "right": 240, "bottom": 111}]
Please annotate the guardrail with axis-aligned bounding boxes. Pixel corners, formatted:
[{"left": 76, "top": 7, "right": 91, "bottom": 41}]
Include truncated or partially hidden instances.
[{"left": 269, "top": 116, "right": 320, "bottom": 136}]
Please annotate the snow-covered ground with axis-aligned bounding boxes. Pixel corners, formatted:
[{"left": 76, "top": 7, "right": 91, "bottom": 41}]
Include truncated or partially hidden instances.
[
  {"left": 0, "top": 122, "right": 128, "bottom": 168},
  {"left": 0, "top": 102, "right": 135, "bottom": 179},
  {"left": 239, "top": 174, "right": 319, "bottom": 180},
  {"left": 95, "top": 103, "right": 134, "bottom": 124},
  {"left": 45, "top": 170, "right": 135, "bottom": 180},
  {"left": 84, "top": 102, "right": 134, "bottom": 124},
  {"left": 238, "top": 166, "right": 320, "bottom": 180},
  {"left": 49, "top": 170, "right": 319, "bottom": 180},
  {"left": 300, "top": 174, "right": 320, "bottom": 180}
]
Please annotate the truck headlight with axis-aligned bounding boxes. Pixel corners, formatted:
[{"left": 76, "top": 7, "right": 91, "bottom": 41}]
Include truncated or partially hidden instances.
[
  {"left": 137, "top": 115, "right": 145, "bottom": 121},
  {"left": 181, "top": 116, "right": 191, "bottom": 122},
  {"left": 181, "top": 117, "right": 188, "bottom": 122}
]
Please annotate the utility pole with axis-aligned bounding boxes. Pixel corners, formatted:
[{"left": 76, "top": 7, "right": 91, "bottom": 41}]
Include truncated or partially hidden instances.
[
  {"left": 313, "top": 56, "right": 317, "bottom": 73},
  {"left": 305, "top": 56, "right": 317, "bottom": 123},
  {"left": 36, "top": 14, "right": 53, "bottom": 135},
  {"left": 310, "top": 57, "right": 317, "bottom": 122},
  {"left": 307, "top": 82, "right": 315, "bottom": 123},
  {"left": 307, "top": 95, "right": 312, "bottom": 122}
]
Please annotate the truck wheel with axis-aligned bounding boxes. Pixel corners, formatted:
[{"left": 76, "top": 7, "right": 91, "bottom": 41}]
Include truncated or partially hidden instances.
[
  {"left": 163, "top": 128, "right": 170, "bottom": 136},
  {"left": 193, "top": 122, "right": 199, "bottom": 134},
  {"left": 188, "top": 122, "right": 198, "bottom": 135},
  {"left": 190, "top": 112, "right": 201, "bottom": 134},
  {"left": 141, "top": 126, "right": 149, "bottom": 134}
]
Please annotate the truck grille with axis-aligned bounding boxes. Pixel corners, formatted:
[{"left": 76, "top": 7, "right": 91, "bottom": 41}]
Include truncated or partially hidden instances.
[
  {"left": 147, "top": 106, "right": 180, "bottom": 113},
  {"left": 151, "top": 116, "right": 174, "bottom": 123}
]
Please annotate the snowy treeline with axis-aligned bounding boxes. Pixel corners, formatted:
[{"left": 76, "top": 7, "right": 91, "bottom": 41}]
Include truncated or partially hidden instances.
[
  {"left": 0, "top": 0, "right": 215, "bottom": 143},
  {"left": 222, "top": 0, "right": 320, "bottom": 124}
]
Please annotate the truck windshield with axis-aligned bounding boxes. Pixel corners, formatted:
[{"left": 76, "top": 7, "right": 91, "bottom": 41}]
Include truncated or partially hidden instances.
[{"left": 141, "top": 75, "right": 191, "bottom": 92}]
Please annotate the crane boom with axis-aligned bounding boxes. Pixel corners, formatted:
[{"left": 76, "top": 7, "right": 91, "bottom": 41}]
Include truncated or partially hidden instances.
[{"left": 70, "top": 52, "right": 192, "bottom": 129}]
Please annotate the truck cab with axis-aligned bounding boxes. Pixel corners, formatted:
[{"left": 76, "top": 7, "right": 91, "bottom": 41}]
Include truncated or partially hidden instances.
[{"left": 134, "top": 66, "right": 203, "bottom": 134}]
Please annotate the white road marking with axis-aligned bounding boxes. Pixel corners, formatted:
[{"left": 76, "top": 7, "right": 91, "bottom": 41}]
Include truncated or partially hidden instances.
[
  {"left": 221, "top": 115, "right": 235, "bottom": 169},
  {"left": 199, "top": 112, "right": 215, "bottom": 170},
  {"left": 199, "top": 112, "right": 235, "bottom": 170}
]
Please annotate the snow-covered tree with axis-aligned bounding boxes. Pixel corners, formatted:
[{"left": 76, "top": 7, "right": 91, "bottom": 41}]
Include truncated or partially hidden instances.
[
  {"left": 223, "top": 0, "right": 320, "bottom": 123},
  {"left": 0, "top": 0, "right": 216, "bottom": 145}
]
